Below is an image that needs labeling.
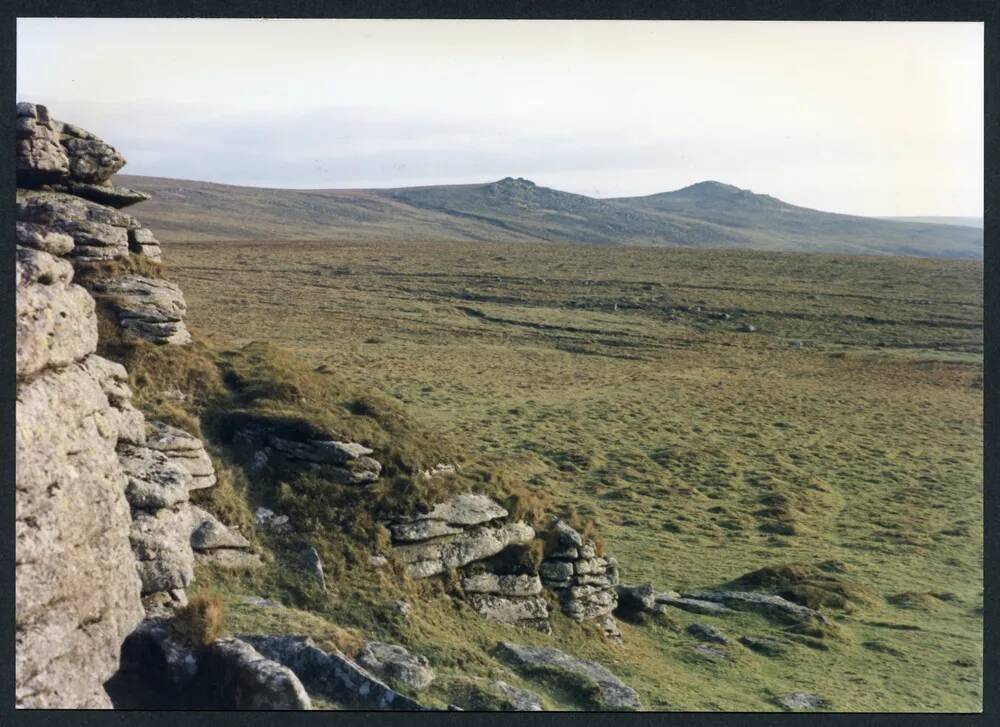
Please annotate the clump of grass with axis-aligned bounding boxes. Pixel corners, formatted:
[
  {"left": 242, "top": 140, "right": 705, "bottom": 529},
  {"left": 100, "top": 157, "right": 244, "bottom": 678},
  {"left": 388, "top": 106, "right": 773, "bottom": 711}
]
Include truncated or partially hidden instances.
[
  {"left": 731, "top": 562, "right": 878, "bottom": 612},
  {"left": 190, "top": 462, "right": 254, "bottom": 536},
  {"left": 171, "top": 593, "right": 225, "bottom": 647}
]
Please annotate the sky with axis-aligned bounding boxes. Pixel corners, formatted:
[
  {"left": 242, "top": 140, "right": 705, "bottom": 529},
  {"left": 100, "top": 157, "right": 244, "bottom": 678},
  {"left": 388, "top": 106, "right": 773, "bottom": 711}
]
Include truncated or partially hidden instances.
[{"left": 17, "top": 19, "right": 983, "bottom": 217}]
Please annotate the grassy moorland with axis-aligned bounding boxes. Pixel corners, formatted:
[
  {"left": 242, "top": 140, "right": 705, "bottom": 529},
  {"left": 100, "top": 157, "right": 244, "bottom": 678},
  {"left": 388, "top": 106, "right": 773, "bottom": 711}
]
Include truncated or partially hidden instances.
[{"left": 137, "top": 239, "right": 980, "bottom": 711}]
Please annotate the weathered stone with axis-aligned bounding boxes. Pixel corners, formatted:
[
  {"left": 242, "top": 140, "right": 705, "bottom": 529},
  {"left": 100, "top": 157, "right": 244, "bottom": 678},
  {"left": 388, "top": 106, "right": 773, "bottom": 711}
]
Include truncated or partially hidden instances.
[
  {"left": 58, "top": 182, "right": 150, "bottom": 208},
  {"left": 119, "top": 445, "right": 192, "bottom": 510},
  {"left": 563, "top": 586, "right": 617, "bottom": 621},
  {"left": 15, "top": 104, "right": 69, "bottom": 185},
  {"left": 496, "top": 642, "right": 641, "bottom": 711},
  {"left": 16, "top": 222, "right": 74, "bottom": 255},
  {"left": 356, "top": 641, "right": 435, "bottom": 692},
  {"left": 16, "top": 362, "right": 144, "bottom": 708},
  {"left": 130, "top": 506, "right": 196, "bottom": 594},
  {"left": 656, "top": 595, "right": 733, "bottom": 616},
  {"left": 539, "top": 560, "right": 574, "bottom": 583},
  {"left": 575, "top": 574, "right": 613, "bottom": 587},
  {"left": 395, "top": 521, "right": 535, "bottom": 578},
  {"left": 465, "top": 594, "right": 550, "bottom": 631},
  {"left": 397, "top": 493, "right": 507, "bottom": 527},
  {"left": 269, "top": 436, "right": 373, "bottom": 464},
  {"left": 574, "top": 557, "right": 607, "bottom": 575},
  {"left": 781, "top": 692, "right": 826, "bottom": 711},
  {"left": 682, "top": 590, "right": 829, "bottom": 625},
  {"left": 240, "top": 634, "right": 425, "bottom": 710},
  {"left": 190, "top": 510, "right": 252, "bottom": 551},
  {"left": 118, "top": 618, "right": 200, "bottom": 690},
  {"left": 201, "top": 638, "right": 312, "bottom": 710},
  {"left": 492, "top": 680, "right": 544, "bottom": 711},
  {"left": 550, "top": 519, "right": 584, "bottom": 548},
  {"left": 462, "top": 573, "right": 542, "bottom": 597},
  {"left": 16, "top": 268, "right": 98, "bottom": 379},
  {"left": 146, "top": 422, "right": 216, "bottom": 488},
  {"left": 90, "top": 275, "right": 191, "bottom": 345},
  {"left": 390, "top": 519, "right": 466, "bottom": 542},
  {"left": 615, "top": 583, "right": 656, "bottom": 612},
  {"left": 83, "top": 356, "right": 146, "bottom": 445},
  {"left": 58, "top": 122, "right": 127, "bottom": 184}
]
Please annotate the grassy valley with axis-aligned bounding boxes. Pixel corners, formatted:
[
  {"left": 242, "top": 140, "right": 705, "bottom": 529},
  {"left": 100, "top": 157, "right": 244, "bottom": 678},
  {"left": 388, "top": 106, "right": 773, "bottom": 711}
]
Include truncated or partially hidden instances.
[{"left": 137, "top": 237, "right": 983, "bottom": 711}]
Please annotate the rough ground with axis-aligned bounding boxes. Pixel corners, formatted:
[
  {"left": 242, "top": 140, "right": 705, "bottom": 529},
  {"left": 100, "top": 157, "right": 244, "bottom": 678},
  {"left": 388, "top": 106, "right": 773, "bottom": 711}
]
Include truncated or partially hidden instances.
[{"left": 161, "top": 238, "right": 982, "bottom": 712}]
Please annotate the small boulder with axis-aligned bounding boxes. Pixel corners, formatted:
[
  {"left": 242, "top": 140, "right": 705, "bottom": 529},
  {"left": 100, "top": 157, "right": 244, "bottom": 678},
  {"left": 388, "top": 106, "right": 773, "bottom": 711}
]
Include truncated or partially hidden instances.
[{"left": 355, "top": 641, "right": 435, "bottom": 692}]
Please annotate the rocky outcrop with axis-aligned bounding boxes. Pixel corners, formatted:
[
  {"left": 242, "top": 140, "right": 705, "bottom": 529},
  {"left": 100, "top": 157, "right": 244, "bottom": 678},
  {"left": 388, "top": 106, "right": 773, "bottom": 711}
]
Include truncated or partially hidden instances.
[
  {"left": 355, "top": 641, "right": 435, "bottom": 692},
  {"left": 242, "top": 635, "right": 426, "bottom": 710},
  {"left": 91, "top": 276, "right": 192, "bottom": 345},
  {"left": 15, "top": 215, "right": 143, "bottom": 708},
  {"left": 540, "top": 520, "right": 621, "bottom": 640},
  {"left": 15, "top": 104, "right": 223, "bottom": 708},
  {"left": 496, "top": 642, "right": 641, "bottom": 711},
  {"left": 146, "top": 421, "right": 217, "bottom": 489},
  {"left": 387, "top": 494, "right": 534, "bottom": 579},
  {"left": 268, "top": 436, "right": 382, "bottom": 484}
]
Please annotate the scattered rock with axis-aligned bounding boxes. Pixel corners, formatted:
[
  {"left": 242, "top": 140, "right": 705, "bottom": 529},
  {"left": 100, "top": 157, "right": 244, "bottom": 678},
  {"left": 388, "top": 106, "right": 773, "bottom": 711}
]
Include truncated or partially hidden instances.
[
  {"left": 188, "top": 506, "right": 261, "bottom": 570},
  {"left": 780, "top": 691, "right": 825, "bottom": 711},
  {"left": 682, "top": 590, "right": 828, "bottom": 625},
  {"left": 740, "top": 323, "right": 757, "bottom": 332},
  {"left": 656, "top": 595, "right": 733, "bottom": 616},
  {"left": 355, "top": 641, "right": 435, "bottom": 692},
  {"left": 301, "top": 546, "right": 326, "bottom": 590},
  {"left": 252, "top": 506, "right": 291, "bottom": 533},
  {"left": 496, "top": 642, "right": 641, "bottom": 711}
]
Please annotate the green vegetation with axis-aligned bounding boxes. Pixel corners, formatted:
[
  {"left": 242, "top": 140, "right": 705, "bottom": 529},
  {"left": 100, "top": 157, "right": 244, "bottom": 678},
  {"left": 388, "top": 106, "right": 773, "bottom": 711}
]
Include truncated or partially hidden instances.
[{"left": 109, "top": 238, "right": 980, "bottom": 711}]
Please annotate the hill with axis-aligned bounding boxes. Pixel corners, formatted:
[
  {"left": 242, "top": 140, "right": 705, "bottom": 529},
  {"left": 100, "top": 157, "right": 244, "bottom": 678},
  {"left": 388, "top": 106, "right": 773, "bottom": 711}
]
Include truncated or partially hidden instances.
[
  {"left": 116, "top": 175, "right": 982, "bottom": 259},
  {"left": 881, "top": 216, "right": 983, "bottom": 229}
]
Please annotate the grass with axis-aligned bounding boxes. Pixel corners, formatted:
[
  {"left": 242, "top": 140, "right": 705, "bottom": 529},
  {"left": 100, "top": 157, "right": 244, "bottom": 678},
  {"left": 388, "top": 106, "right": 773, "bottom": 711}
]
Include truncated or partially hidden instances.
[{"left": 108, "top": 238, "right": 980, "bottom": 711}]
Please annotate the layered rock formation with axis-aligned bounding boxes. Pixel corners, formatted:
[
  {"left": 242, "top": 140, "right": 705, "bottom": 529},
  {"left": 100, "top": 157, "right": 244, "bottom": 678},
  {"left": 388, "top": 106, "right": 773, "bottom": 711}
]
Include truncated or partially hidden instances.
[
  {"left": 15, "top": 127, "right": 145, "bottom": 706},
  {"left": 539, "top": 520, "right": 621, "bottom": 640},
  {"left": 15, "top": 103, "right": 244, "bottom": 708}
]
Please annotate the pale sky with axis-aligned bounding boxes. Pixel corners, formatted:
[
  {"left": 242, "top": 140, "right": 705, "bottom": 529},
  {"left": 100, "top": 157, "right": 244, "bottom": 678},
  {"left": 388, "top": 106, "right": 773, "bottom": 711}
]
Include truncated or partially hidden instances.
[{"left": 17, "top": 19, "right": 983, "bottom": 217}]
